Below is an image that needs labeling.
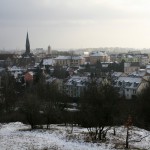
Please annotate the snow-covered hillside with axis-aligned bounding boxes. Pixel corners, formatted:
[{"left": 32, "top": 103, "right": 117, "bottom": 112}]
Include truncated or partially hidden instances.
[{"left": 0, "top": 122, "right": 149, "bottom": 150}]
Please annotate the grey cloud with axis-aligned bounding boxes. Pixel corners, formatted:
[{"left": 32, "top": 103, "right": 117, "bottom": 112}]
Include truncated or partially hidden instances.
[
  {"left": 0, "top": 0, "right": 138, "bottom": 23},
  {"left": 1, "top": 0, "right": 150, "bottom": 49}
]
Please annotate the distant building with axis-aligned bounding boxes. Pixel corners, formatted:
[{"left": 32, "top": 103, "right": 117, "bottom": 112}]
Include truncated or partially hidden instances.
[
  {"left": 48, "top": 45, "right": 51, "bottom": 55},
  {"left": 124, "top": 62, "right": 140, "bottom": 74},
  {"left": 54, "top": 56, "right": 85, "bottom": 67},
  {"left": 114, "top": 76, "right": 147, "bottom": 99},
  {"left": 24, "top": 72, "right": 33, "bottom": 81},
  {"left": 140, "top": 54, "right": 149, "bottom": 66},
  {"left": 64, "top": 76, "right": 88, "bottom": 98},
  {"left": 46, "top": 77, "right": 63, "bottom": 92},
  {"left": 128, "top": 69, "right": 147, "bottom": 78},
  {"left": 89, "top": 51, "right": 110, "bottom": 64},
  {"left": 18, "top": 32, "right": 35, "bottom": 68},
  {"left": 111, "top": 72, "right": 127, "bottom": 80},
  {"left": 111, "top": 51, "right": 149, "bottom": 66},
  {"left": 35, "top": 48, "right": 46, "bottom": 61},
  {"left": 0, "top": 54, "right": 17, "bottom": 67},
  {"left": 42, "top": 58, "right": 55, "bottom": 66}
]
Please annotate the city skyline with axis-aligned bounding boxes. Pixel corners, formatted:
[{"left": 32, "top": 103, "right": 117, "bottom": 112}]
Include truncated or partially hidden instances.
[{"left": 1, "top": 0, "right": 150, "bottom": 50}]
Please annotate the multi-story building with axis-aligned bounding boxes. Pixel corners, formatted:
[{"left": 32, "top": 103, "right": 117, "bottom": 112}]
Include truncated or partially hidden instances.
[
  {"left": 0, "top": 54, "right": 17, "bottom": 67},
  {"left": 54, "top": 56, "right": 85, "bottom": 67},
  {"left": 114, "top": 76, "right": 147, "bottom": 99},
  {"left": 64, "top": 76, "right": 88, "bottom": 98},
  {"left": 111, "top": 72, "right": 127, "bottom": 80},
  {"left": 124, "top": 62, "right": 140, "bottom": 74},
  {"left": 140, "top": 55, "right": 149, "bottom": 66},
  {"left": 111, "top": 51, "right": 149, "bottom": 66},
  {"left": 89, "top": 51, "right": 110, "bottom": 64}
]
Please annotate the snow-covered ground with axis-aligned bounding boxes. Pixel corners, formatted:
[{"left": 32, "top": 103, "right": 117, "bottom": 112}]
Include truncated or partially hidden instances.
[{"left": 0, "top": 122, "right": 150, "bottom": 150}]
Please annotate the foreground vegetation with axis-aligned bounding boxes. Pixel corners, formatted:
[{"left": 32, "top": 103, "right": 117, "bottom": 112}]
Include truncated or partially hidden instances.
[{"left": 0, "top": 72, "right": 150, "bottom": 149}]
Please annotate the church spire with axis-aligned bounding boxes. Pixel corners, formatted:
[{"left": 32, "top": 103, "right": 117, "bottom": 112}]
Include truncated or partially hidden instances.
[{"left": 26, "top": 32, "right": 30, "bottom": 53}]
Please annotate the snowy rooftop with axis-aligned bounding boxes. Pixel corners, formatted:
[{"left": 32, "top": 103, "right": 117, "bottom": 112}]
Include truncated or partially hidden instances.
[
  {"left": 46, "top": 77, "right": 56, "bottom": 83},
  {"left": 112, "top": 72, "right": 123, "bottom": 77},
  {"left": 146, "top": 69, "right": 150, "bottom": 74},
  {"left": 55, "top": 56, "right": 84, "bottom": 60},
  {"left": 90, "top": 51, "right": 108, "bottom": 57},
  {"left": 128, "top": 70, "right": 146, "bottom": 77},
  {"left": 66, "top": 76, "right": 88, "bottom": 87},
  {"left": 43, "top": 58, "right": 55, "bottom": 65},
  {"left": 9, "top": 66, "right": 26, "bottom": 72},
  {"left": 0, "top": 67, "right": 5, "bottom": 72},
  {"left": 146, "top": 64, "right": 150, "bottom": 69},
  {"left": 27, "top": 71, "right": 34, "bottom": 76},
  {"left": 114, "top": 77, "right": 142, "bottom": 89},
  {"left": 127, "top": 55, "right": 133, "bottom": 58}
]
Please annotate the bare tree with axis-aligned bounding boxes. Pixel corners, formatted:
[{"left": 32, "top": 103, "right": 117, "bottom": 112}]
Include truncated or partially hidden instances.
[
  {"left": 124, "top": 115, "right": 133, "bottom": 149},
  {"left": 80, "top": 79, "right": 119, "bottom": 141},
  {"left": 21, "top": 93, "right": 41, "bottom": 129}
]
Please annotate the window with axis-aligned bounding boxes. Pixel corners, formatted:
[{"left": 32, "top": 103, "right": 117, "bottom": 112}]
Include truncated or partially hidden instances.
[
  {"left": 118, "top": 81, "right": 122, "bottom": 86},
  {"left": 134, "top": 82, "right": 139, "bottom": 87},
  {"left": 133, "top": 90, "right": 136, "bottom": 94}
]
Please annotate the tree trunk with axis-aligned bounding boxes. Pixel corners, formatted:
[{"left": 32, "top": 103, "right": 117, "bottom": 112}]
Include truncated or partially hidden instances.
[
  {"left": 98, "top": 127, "right": 104, "bottom": 140},
  {"left": 47, "top": 124, "right": 49, "bottom": 129},
  {"left": 70, "top": 123, "right": 73, "bottom": 133},
  {"left": 31, "top": 123, "right": 34, "bottom": 129},
  {"left": 125, "top": 127, "right": 129, "bottom": 149},
  {"left": 98, "top": 129, "right": 102, "bottom": 140},
  {"left": 113, "top": 127, "right": 116, "bottom": 136},
  {"left": 95, "top": 127, "right": 98, "bottom": 141}
]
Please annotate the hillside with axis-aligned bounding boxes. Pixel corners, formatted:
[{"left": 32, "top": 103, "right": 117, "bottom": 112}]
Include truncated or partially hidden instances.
[{"left": 0, "top": 122, "right": 150, "bottom": 150}]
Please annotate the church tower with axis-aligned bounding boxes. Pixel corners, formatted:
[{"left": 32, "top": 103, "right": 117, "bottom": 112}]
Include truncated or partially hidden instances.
[
  {"left": 20, "top": 32, "right": 35, "bottom": 67},
  {"left": 26, "top": 32, "right": 30, "bottom": 53},
  {"left": 48, "top": 45, "right": 51, "bottom": 55}
]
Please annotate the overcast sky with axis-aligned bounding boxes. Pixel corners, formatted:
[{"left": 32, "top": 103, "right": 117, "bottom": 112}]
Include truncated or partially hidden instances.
[{"left": 1, "top": 0, "right": 150, "bottom": 50}]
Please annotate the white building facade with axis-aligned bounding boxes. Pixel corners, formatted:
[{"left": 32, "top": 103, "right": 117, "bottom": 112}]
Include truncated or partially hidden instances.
[
  {"left": 114, "top": 76, "right": 147, "bottom": 99},
  {"left": 64, "top": 76, "right": 88, "bottom": 98}
]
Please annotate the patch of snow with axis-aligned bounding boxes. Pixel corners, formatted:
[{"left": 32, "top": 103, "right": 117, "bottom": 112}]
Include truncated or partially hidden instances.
[{"left": 0, "top": 122, "right": 150, "bottom": 150}]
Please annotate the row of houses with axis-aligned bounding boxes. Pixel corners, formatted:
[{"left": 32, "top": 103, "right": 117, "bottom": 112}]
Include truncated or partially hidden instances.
[
  {"left": 112, "top": 64, "right": 150, "bottom": 99},
  {"left": 1, "top": 61, "right": 149, "bottom": 101},
  {"left": 65, "top": 63, "right": 150, "bottom": 100},
  {"left": 46, "top": 51, "right": 110, "bottom": 66},
  {"left": 0, "top": 45, "right": 150, "bottom": 101},
  {"left": 110, "top": 51, "right": 149, "bottom": 66},
  {"left": 0, "top": 51, "right": 109, "bottom": 68},
  {"left": 0, "top": 50, "right": 149, "bottom": 69},
  {"left": 114, "top": 76, "right": 144, "bottom": 99},
  {"left": 63, "top": 72, "right": 149, "bottom": 100}
]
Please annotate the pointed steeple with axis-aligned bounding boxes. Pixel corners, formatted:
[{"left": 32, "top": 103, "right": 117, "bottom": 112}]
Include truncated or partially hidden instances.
[{"left": 26, "top": 32, "right": 30, "bottom": 53}]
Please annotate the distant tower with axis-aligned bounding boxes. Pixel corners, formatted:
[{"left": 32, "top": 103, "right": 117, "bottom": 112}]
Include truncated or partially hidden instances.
[
  {"left": 48, "top": 45, "right": 51, "bottom": 55},
  {"left": 26, "top": 32, "right": 30, "bottom": 53}
]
